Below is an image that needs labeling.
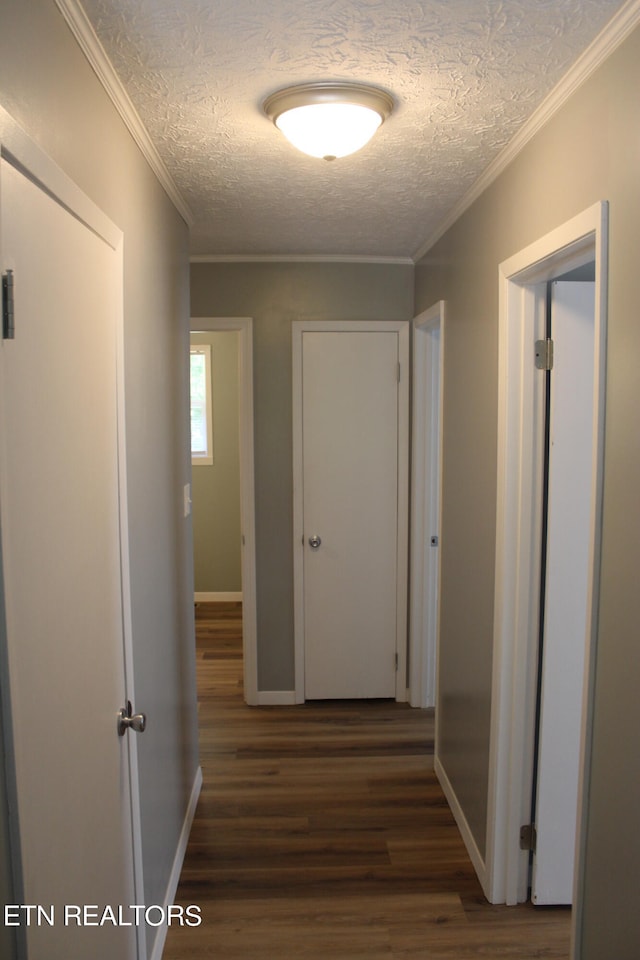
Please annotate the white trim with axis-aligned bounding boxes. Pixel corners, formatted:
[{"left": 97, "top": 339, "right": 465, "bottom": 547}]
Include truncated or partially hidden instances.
[
  {"left": 435, "top": 756, "right": 488, "bottom": 896},
  {"left": 413, "top": 0, "right": 640, "bottom": 262},
  {"left": 291, "top": 320, "right": 410, "bottom": 704},
  {"left": 292, "top": 325, "right": 306, "bottom": 704},
  {"left": 487, "top": 203, "right": 608, "bottom": 922},
  {"left": 395, "top": 324, "right": 410, "bottom": 701},
  {"left": 53, "top": 0, "right": 193, "bottom": 227},
  {"left": 194, "top": 591, "right": 242, "bottom": 603},
  {"left": 190, "top": 318, "right": 258, "bottom": 705},
  {"left": 257, "top": 690, "right": 297, "bottom": 706},
  {"left": 409, "top": 302, "right": 445, "bottom": 709},
  {"left": 190, "top": 254, "right": 414, "bottom": 265},
  {"left": 0, "top": 106, "right": 120, "bottom": 250},
  {"left": 148, "top": 766, "right": 203, "bottom": 960}
]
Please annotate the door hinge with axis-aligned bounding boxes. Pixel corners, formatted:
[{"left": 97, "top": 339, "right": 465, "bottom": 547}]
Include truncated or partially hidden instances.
[
  {"left": 534, "top": 338, "right": 553, "bottom": 371},
  {"left": 519, "top": 823, "right": 537, "bottom": 852},
  {"left": 2, "top": 270, "right": 15, "bottom": 340},
  {"left": 395, "top": 653, "right": 399, "bottom": 672},
  {"left": 397, "top": 362, "right": 401, "bottom": 383}
]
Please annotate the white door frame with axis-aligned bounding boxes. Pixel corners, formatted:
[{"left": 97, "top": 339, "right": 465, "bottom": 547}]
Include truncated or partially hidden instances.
[
  {"left": 292, "top": 320, "right": 410, "bottom": 703},
  {"left": 485, "top": 202, "right": 608, "bottom": 928},
  {"left": 190, "top": 317, "right": 258, "bottom": 705},
  {"left": 409, "top": 302, "right": 445, "bottom": 709},
  {"left": 0, "top": 105, "right": 145, "bottom": 957}
]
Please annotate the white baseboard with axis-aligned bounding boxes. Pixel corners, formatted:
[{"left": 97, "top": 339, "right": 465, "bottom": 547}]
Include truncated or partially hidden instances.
[
  {"left": 257, "top": 690, "right": 297, "bottom": 705},
  {"left": 194, "top": 591, "right": 242, "bottom": 602},
  {"left": 149, "top": 765, "right": 203, "bottom": 960},
  {"left": 435, "top": 755, "right": 489, "bottom": 899}
]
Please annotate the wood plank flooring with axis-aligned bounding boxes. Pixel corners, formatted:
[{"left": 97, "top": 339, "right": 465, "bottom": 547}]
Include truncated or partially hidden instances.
[{"left": 163, "top": 602, "right": 570, "bottom": 959}]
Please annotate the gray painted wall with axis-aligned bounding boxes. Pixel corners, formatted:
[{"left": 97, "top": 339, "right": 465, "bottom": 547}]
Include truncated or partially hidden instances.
[
  {"left": 0, "top": 3, "right": 199, "bottom": 958},
  {"left": 191, "top": 261, "right": 414, "bottom": 690},
  {"left": 415, "top": 23, "right": 640, "bottom": 958},
  {"left": 191, "top": 331, "right": 242, "bottom": 593}
]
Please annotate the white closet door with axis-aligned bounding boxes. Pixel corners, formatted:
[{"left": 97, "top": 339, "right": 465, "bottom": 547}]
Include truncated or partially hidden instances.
[
  {"left": 0, "top": 157, "right": 138, "bottom": 957},
  {"left": 301, "top": 329, "right": 400, "bottom": 699}
]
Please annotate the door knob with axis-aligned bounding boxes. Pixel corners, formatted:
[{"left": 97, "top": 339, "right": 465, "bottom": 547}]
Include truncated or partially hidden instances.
[
  {"left": 117, "top": 700, "right": 147, "bottom": 736},
  {"left": 308, "top": 535, "right": 322, "bottom": 549}
]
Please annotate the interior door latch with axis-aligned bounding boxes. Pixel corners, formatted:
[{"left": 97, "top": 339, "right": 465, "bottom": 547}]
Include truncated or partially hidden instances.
[{"left": 117, "top": 700, "right": 147, "bottom": 736}]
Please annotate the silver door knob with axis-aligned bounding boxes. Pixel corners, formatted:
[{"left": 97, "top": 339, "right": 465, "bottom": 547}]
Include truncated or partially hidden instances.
[
  {"left": 117, "top": 701, "right": 147, "bottom": 736},
  {"left": 308, "top": 535, "right": 322, "bottom": 549}
]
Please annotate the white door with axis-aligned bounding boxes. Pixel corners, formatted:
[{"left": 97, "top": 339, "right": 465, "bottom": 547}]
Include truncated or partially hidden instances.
[
  {"left": 0, "top": 158, "right": 139, "bottom": 956},
  {"left": 410, "top": 304, "right": 444, "bottom": 708},
  {"left": 299, "top": 328, "right": 406, "bottom": 700},
  {"left": 532, "top": 281, "right": 595, "bottom": 905}
]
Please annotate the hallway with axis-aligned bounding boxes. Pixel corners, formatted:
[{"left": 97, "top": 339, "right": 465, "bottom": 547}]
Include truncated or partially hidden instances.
[{"left": 163, "top": 602, "right": 570, "bottom": 959}]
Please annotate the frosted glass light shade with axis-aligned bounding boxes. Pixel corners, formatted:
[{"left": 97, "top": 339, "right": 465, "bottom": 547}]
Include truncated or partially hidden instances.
[
  {"left": 264, "top": 82, "right": 393, "bottom": 161},
  {"left": 276, "top": 103, "right": 382, "bottom": 159}
]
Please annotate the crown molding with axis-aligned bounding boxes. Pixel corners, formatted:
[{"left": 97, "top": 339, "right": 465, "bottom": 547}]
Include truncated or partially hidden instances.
[
  {"left": 413, "top": 0, "right": 640, "bottom": 263},
  {"left": 190, "top": 253, "right": 414, "bottom": 265},
  {"left": 54, "top": 0, "right": 194, "bottom": 227}
]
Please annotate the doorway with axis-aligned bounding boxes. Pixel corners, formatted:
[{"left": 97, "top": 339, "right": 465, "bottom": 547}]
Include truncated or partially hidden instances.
[
  {"left": 189, "top": 317, "right": 258, "bottom": 704},
  {"left": 190, "top": 329, "right": 242, "bottom": 602},
  {"left": 292, "top": 320, "right": 410, "bottom": 702},
  {"left": 486, "top": 202, "right": 608, "bottom": 938}
]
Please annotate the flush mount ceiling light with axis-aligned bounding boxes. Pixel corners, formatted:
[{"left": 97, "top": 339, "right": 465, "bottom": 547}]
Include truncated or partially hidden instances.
[{"left": 263, "top": 82, "right": 394, "bottom": 161}]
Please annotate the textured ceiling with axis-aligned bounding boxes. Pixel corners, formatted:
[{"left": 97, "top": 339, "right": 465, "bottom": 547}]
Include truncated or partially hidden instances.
[{"left": 80, "top": 0, "right": 626, "bottom": 258}]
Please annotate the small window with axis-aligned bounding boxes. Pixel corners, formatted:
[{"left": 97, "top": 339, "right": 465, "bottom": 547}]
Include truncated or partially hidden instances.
[{"left": 190, "top": 344, "right": 213, "bottom": 465}]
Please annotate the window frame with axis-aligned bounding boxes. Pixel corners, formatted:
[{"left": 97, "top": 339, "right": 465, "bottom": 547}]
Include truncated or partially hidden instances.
[{"left": 190, "top": 342, "right": 213, "bottom": 466}]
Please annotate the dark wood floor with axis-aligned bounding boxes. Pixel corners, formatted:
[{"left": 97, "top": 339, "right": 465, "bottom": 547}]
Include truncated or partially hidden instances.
[{"left": 163, "top": 602, "right": 570, "bottom": 959}]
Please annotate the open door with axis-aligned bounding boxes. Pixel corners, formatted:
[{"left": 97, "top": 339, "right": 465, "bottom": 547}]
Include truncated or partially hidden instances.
[
  {"left": 410, "top": 303, "right": 444, "bottom": 709},
  {"left": 487, "top": 203, "right": 607, "bottom": 912},
  {"left": 531, "top": 280, "right": 595, "bottom": 905},
  {"left": 0, "top": 144, "right": 141, "bottom": 956}
]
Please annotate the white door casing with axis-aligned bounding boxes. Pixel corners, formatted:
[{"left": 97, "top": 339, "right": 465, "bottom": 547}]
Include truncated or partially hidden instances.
[
  {"left": 532, "top": 281, "right": 595, "bottom": 905},
  {"left": 486, "top": 201, "right": 608, "bottom": 934},
  {"left": 0, "top": 112, "right": 143, "bottom": 959},
  {"left": 292, "top": 321, "right": 409, "bottom": 702}
]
